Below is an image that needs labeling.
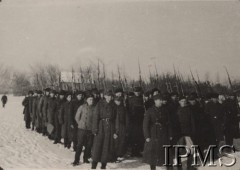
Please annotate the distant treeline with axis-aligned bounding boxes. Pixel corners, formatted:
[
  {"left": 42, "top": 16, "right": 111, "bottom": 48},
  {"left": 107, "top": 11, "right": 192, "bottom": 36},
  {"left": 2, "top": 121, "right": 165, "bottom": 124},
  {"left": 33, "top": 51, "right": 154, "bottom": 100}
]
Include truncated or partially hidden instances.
[{"left": 0, "top": 61, "right": 239, "bottom": 96}]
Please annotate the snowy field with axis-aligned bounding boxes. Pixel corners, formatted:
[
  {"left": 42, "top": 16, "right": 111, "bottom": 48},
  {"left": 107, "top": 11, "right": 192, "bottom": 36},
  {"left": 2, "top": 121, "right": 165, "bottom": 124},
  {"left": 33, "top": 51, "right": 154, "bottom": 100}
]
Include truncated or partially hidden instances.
[{"left": 0, "top": 95, "right": 240, "bottom": 170}]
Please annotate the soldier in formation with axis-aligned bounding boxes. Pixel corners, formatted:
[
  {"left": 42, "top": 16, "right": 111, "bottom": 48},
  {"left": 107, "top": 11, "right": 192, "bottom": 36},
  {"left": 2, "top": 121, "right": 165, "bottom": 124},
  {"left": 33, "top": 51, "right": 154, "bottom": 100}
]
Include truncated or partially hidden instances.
[{"left": 21, "top": 86, "right": 240, "bottom": 169}]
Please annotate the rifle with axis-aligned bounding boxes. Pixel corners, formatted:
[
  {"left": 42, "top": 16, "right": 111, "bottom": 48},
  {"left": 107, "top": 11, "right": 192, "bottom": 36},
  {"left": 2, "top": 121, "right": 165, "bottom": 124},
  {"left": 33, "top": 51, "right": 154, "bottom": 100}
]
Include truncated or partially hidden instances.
[
  {"left": 79, "top": 66, "right": 86, "bottom": 90},
  {"left": 102, "top": 62, "right": 107, "bottom": 91},
  {"left": 138, "top": 57, "right": 143, "bottom": 88},
  {"left": 177, "top": 68, "right": 185, "bottom": 96},
  {"left": 190, "top": 68, "right": 202, "bottom": 97},
  {"left": 154, "top": 63, "right": 159, "bottom": 89},
  {"left": 173, "top": 64, "right": 180, "bottom": 95},
  {"left": 224, "top": 66, "right": 233, "bottom": 90},
  {"left": 117, "top": 65, "right": 125, "bottom": 91},
  {"left": 224, "top": 66, "right": 240, "bottom": 117},
  {"left": 97, "top": 59, "right": 101, "bottom": 89}
]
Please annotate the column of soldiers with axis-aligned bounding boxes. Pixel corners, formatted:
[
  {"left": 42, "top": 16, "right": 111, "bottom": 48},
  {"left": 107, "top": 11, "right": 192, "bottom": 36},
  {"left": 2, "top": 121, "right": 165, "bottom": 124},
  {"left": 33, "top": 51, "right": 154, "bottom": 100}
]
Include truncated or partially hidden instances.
[{"left": 22, "top": 87, "right": 240, "bottom": 170}]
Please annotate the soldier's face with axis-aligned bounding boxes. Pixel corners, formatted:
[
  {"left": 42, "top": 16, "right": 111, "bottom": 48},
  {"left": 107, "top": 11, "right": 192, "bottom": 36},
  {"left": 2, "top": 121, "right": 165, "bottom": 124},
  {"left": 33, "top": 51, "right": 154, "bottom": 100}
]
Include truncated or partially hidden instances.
[
  {"left": 87, "top": 97, "right": 94, "bottom": 106},
  {"left": 153, "top": 91, "right": 159, "bottom": 96},
  {"left": 171, "top": 95, "right": 178, "bottom": 101},
  {"left": 104, "top": 95, "right": 112, "bottom": 102},
  {"left": 59, "top": 95, "right": 64, "bottom": 100},
  {"left": 50, "top": 93, "right": 55, "bottom": 98},
  {"left": 212, "top": 98, "right": 218, "bottom": 103},
  {"left": 144, "top": 96, "right": 149, "bottom": 101},
  {"left": 218, "top": 95, "right": 226, "bottom": 103},
  {"left": 67, "top": 95, "right": 72, "bottom": 101},
  {"left": 115, "top": 92, "right": 122, "bottom": 97},
  {"left": 154, "top": 99, "right": 162, "bottom": 107},
  {"left": 46, "top": 92, "right": 50, "bottom": 96},
  {"left": 179, "top": 99, "right": 187, "bottom": 107},
  {"left": 162, "top": 100, "right": 167, "bottom": 105},
  {"left": 134, "top": 92, "right": 140, "bottom": 96},
  {"left": 77, "top": 94, "right": 83, "bottom": 100},
  {"left": 189, "top": 100, "right": 196, "bottom": 105},
  {"left": 114, "top": 100, "right": 121, "bottom": 106}
]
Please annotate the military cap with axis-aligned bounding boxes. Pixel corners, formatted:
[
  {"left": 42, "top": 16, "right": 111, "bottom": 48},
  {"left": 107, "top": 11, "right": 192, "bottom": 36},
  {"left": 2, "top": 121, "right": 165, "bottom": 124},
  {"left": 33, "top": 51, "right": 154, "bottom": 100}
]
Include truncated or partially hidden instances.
[
  {"left": 114, "top": 88, "right": 123, "bottom": 94},
  {"left": 170, "top": 92, "right": 178, "bottom": 96},
  {"left": 99, "top": 89, "right": 104, "bottom": 93},
  {"left": 151, "top": 88, "right": 160, "bottom": 94},
  {"left": 91, "top": 88, "right": 99, "bottom": 94},
  {"left": 179, "top": 95, "right": 187, "bottom": 101},
  {"left": 44, "top": 88, "right": 51, "bottom": 92},
  {"left": 134, "top": 86, "right": 142, "bottom": 92},
  {"left": 211, "top": 92, "right": 219, "bottom": 99},
  {"left": 104, "top": 90, "right": 113, "bottom": 96},
  {"left": 37, "top": 90, "right": 43, "bottom": 95},
  {"left": 75, "top": 90, "right": 84, "bottom": 95},
  {"left": 114, "top": 96, "right": 123, "bottom": 101},
  {"left": 50, "top": 89, "right": 56, "bottom": 94},
  {"left": 59, "top": 90, "right": 66, "bottom": 96},
  {"left": 153, "top": 94, "right": 168, "bottom": 100},
  {"left": 128, "top": 92, "right": 134, "bottom": 97},
  {"left": 65, "top": 91, "right": 72, "bottom": 96},
  {"left": 86, "top": 93, "right": 94, "bottom": 99},
  {"left": 205, "top": 93, "right": 212, "bottom": 100},
  {"left": 28, "top": 90, "right": 33, "bottom": 95},
  {"left": 162, "top": 92, "right": 170, "bottom": 101},
  {"left": 144, "top": 91, "right": 151, "bottom": 97},
  {"left": 188, "top": 92, "right": 197, "bottom": 100}
]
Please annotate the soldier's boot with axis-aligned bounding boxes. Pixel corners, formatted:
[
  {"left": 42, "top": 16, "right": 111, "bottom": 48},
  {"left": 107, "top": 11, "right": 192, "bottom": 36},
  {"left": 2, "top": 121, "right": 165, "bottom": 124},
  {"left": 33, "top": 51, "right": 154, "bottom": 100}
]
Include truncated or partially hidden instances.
[
  {"left": 101, "top": 163, "right": 107, "bottom": 169},
  {"left": 91, "top": 161, "right": 98, "bottom": 169},
  {"left": 150, "top": 165, "right": 156, "bottom": 170}
]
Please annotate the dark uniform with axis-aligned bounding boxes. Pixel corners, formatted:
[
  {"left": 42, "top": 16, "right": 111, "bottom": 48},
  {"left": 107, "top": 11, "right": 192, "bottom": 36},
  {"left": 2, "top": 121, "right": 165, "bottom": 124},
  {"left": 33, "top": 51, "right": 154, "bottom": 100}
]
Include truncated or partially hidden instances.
[
  {"left": 143, "top": 100, "right": 172, "bottom": 169},
  {"left": 31, "top": 95, "right": 38, "bottom": 131},
  {"left": 47, "top": 96, "right": 58, "bottom": 139},
  {"left": 115, "top": 101, "right": 129, "bottom": 158},
  {"left": 54, "top": 96, "right": 65, "bottom": 143},
  {"left": 59, "top": 99, "right": 75, "bottom": 148},
  {"left": 39, "top": 94, "right": 50, "bottom": 136},
  {"left": 128, "top": 94, "right": 145, "bottom": 157},
  {"left": 1, "top": 95, "right": 7, "bottom": 108},
  {"left": 224, "top": 98, "right": 239, "bottom": 145},
  {"left": 22, "top": 96, "right": 31, "bottom": 129},
  {"left": 92, "top": 99, "right": 117, "bottom": 169},
  {"left": 205, "top": 101, "right": 225, "bottom": 146}
]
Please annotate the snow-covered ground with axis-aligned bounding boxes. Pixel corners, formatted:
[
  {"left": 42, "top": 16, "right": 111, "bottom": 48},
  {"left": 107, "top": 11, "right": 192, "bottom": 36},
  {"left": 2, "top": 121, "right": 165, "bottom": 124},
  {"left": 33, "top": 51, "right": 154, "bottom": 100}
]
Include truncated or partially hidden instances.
[{"left": 0, "top": 95, "right": 240, "bottom": 170}]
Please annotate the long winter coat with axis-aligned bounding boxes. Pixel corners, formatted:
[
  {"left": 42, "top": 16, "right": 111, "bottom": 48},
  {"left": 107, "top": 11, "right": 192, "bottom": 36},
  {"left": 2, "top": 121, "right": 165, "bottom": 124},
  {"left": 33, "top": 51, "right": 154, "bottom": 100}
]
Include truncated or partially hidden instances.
[
  {"left": 176, "top": 106, "right": 196, "bottom": 140},
  {"left": 39, "top": 95, "right": 49, "bottom": 126},
  {"left": 31, "top": 96, "right": 38, "bottom": 126},
  {"left": 92, "top": 100, "right": 117, "bottom": 163},
  {"left": 143, "top": 106, "right": 172, "bottom": 166},
  {"left": 128, "top": 95, "right": 145, "bottom": 150},
  {"left": 47, "top": 97, "right": 58, "bottom": 125},
  {"left": 22, "top": 97, "right": 31, "bottom": 122},
  {"left": 115, "top": 104, "right": 128, "bottom": 157},
  {"left": 59, "top": 101, "right": 74, "bottom": 139},
  {"left": 37, "top": 96, "right": 44, "bottom": 128},
  {"left": 205, "top": 101, "right": 225, "bottom": 143}
]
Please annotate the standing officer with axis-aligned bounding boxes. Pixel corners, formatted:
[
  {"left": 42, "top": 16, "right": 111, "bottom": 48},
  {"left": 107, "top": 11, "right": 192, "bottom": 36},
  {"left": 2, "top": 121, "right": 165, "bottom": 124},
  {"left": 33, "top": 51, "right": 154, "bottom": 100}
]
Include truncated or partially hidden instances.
[{"left": 128, "top": 87, "right": 145, "bottom": 157}]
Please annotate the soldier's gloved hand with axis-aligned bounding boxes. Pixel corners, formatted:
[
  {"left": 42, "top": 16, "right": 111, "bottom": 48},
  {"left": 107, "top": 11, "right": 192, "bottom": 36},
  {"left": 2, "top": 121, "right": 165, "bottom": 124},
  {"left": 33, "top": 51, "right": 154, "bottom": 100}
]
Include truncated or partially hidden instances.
[
  {"left": 70, "top": 125, "right": 74, "bottom": 129},
  {"left": 146, "top": 138, "right": 151, "bottom": 142},
  {"left": 113, "top": 134, "right": 118, "bottom": 139},
  {"left": 170, "top": 137, "right": 173, "bottom": 141}
]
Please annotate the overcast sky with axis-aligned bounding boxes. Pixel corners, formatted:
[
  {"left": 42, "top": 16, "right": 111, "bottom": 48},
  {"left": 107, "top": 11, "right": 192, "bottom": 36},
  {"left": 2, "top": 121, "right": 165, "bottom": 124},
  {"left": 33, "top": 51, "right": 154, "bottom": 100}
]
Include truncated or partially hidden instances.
[{"left": 0, "top": 0, "right": 240, "bottom": 82}]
